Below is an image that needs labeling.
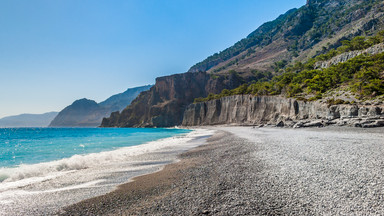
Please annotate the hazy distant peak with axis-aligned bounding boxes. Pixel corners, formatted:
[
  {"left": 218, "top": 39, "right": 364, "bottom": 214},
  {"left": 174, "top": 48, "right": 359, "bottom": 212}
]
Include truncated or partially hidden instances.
[
  {"left": 0, "top": 112, "right": 58, "bottom": 128},
  {"left": 49, "top": 85, "right": 152, "bottom": 127}
]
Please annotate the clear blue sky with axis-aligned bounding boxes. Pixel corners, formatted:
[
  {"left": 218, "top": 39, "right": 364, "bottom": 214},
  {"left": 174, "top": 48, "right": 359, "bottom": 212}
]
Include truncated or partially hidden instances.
[{"left": 0, "top": 0, "right": 306, "bottom": 118}]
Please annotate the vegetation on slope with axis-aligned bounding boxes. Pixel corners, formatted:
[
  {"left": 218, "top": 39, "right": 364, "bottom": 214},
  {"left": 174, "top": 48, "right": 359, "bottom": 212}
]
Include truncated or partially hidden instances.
[
  {"left": 188, "top": 8, "right": 298, "bottom": 72},
  {"left": 194, "top": 32, "right": 384, "bottom": 103},
  {"left": 189, "top": 0, "right": 384, "bottom": 74}
]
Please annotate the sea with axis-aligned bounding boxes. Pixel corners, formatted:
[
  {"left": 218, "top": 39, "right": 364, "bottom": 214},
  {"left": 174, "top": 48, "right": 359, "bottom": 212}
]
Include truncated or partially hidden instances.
[{"left": 0, "top": 127, "right": 213, "bottom": 215}]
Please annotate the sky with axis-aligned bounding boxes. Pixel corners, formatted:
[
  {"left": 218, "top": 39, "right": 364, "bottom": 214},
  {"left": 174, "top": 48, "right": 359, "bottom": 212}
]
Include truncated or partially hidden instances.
[{"left": 0, "top": 0, "right": 306, "bottom": 118}]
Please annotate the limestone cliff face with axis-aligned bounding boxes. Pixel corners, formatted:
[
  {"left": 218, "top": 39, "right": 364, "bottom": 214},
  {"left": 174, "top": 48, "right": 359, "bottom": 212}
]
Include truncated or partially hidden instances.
[
  {"left": 101, "top": 72, "right": 246, "bottom": 127},
  {"left": 182, "top": 95, "right": 384, "bottom": 127},
  {"left": 315, "top": 43, "right": 384, "bottom": 69}
]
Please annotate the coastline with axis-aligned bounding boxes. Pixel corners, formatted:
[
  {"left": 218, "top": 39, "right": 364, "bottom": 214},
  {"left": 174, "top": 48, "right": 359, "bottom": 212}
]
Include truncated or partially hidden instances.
[
  {"left": 0, "top": 129, "right": 214, "bottom": 215},
  {"left": 61, "top": 126, "right": 384, "bottom": 215},
  {"left": 60, "top": 130, "right": 226, "bottom": 215}
]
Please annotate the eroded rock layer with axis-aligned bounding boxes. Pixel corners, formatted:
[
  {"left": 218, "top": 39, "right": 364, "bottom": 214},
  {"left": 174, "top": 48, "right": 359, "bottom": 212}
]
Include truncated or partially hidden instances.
[
  {"left": 182, "top": 95, "right": 384, "bottom": 128},
  {"left": 101, "top": 72, "right": 246, "bottom": 127}
]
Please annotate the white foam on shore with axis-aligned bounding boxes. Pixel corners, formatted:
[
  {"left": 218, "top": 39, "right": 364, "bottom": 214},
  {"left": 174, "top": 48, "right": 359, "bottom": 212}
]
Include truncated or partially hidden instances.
[
  {"left": 0, "top": 129, "right": 214, "bottom": 191},
  {"left": 0, "top": 180, "right": 106, "bottom": 200}
]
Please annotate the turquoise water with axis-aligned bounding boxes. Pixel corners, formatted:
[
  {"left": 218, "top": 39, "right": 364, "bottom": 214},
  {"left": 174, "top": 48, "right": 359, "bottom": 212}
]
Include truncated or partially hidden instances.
[
  {"left": 0, "top": 128, "right": 210, "bottom": 215},
  {"left": 0, "top": 127, "right": 191, "bottom": 168}
]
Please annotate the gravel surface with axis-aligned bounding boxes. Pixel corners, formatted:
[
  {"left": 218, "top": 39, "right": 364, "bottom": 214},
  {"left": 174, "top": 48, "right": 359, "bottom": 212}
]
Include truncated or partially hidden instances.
[
  {"left": 218, "top": 127, "right": 384, "bottom": 215},
  {"left": 62, "top": 126, "right": 384, "bottom": 215}
]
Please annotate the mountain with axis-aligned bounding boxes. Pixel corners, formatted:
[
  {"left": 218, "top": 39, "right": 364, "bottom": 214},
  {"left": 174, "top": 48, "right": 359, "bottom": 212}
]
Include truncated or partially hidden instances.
[
  {"left": 189, "top": 0, "right": 384, "bottom": 75},
  {"left": 102, "top": 0, "right": 384, "bottom": 128},
  {"left": 0, "top": 112, "right": 58, "bottom": 128},
  {"left": 49, "top": 99, "right": 108, "bottom": 127},
  {"left": 101, "top": 72, "right": 246, "bottom": 127},
  {"left": 49, "top": 85, "right": 152, "bottom": 127},
  {"left": 99, "top": 85, "right": 153, "bottom": 112}
]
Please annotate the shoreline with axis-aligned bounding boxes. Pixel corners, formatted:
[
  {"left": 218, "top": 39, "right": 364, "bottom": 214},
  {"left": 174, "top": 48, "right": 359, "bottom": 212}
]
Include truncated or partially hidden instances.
[
  {"left": 0, "top": 129, "right": 214, "bottom": 215},
  {"left": 60, "top": 130, "right": 225, "bottom": 215},
  {"left": 61, "top": 126, "right": 384, "bottom": 215},
  {"left": 59, "top": 130, "right": 221, "bottom": 215}
]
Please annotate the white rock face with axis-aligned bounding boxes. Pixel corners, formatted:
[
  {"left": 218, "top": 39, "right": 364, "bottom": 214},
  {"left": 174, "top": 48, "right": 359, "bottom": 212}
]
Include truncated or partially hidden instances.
[
  {"left": 182, "top": 95, "right": 384, "bottom": 128},
  {"left": 315, "top": 43, "right": 384, "bottom": 69}
]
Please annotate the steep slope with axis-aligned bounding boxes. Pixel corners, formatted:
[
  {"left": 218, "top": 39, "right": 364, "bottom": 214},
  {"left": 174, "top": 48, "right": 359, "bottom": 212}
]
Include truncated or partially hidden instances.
[
  {"left": 195, "top": 32, "right": 384, "bottom": 104},
  {"left": 99, "top": 85, "right": 153, "bottom": 112},
  {"left": 183, "top": 31, "right": 384, "bottom": 128},
  {"left": 189, "top": 0, "right": 384, "bottom": 75},
  {"left": 101, "top": 72, "right": 247, "bottom": 127},
  {"left": 0, "top": 112, "right": 58, "bottom": 128},
  {"left": 49, "top": 99, "right": 108, "bottom": 127},
  {"left": 103, "top": 0, "right": 384, "bottom": 128},
  {"left": 50, "top": 85, "right": 152, "bottom": 127},
  {"left": 183, "top": 95, "right": 384, "bottom": 128}
]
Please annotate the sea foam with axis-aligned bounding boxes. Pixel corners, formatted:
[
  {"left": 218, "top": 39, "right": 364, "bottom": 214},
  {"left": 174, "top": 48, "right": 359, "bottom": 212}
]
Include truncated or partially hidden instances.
[{"left": 0, "top": 129, "right": 213, "bottom": 189}]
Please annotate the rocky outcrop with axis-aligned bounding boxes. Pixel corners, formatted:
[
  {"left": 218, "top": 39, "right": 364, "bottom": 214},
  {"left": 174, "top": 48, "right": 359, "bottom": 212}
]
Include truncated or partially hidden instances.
[
  {"left": 101, "top": 72, "right": 246, "bottom": 128},
  {"left": 315, "top": 43, "right": 384, "bottom": 69},
  {"left": 49, "top": 85, "right": 152, "bottom": 127},
  {"left": 182, "top": 95, "right": 384, "bottom": 128}
]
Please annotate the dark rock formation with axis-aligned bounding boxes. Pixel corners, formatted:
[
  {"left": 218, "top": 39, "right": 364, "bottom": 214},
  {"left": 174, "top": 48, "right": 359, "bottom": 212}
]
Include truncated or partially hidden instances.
[
  {"left": 0, "top": 112, "right": 58, "bottom": 128},
  {"left": 101, "top": 72, "right": 246, "bottom": 128},
  {"left": 49, "top": 85, "right": 152, "bottom": 127},
  {"left": 182, "top": 95, "right": 384, "bottom": 128}
]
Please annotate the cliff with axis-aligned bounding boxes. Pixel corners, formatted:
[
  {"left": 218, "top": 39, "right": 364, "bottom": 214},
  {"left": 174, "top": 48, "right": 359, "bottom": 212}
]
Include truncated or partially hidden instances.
[
  {"left": 182, "top": 95, "right": 384, "bottom": 128},
  {"left": 101, "top": 72, "right": 247, "bottom": 127},
  {"left": 104, "top": 0, "right": 384, "bottom": 128},
  {"left": 49, "top": 85, "right": 152, "bottom": 127},
  {"left": 315, "top": 43, "right": 384, "bottom": 69}
]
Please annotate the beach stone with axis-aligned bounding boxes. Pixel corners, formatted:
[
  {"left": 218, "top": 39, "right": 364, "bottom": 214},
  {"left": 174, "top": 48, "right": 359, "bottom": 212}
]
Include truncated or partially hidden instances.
[
  {"left": 303, "top": 120, "right": 324, "bottom": 128},
  {"left": 362, "top": 120, "right": 384, "bottom": 128},
  {"left": 202, "top": 210, "right": 210, "bottom": 214},
  {"left": 60, "top": 127, "right": 384, "bottom": 216},
  {"left": 276, "top": 121, "right": 285, "bottom": 127}
]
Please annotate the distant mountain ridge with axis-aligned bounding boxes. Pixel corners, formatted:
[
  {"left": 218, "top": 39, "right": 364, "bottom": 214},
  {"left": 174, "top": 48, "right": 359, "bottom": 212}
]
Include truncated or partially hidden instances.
[
  {"left": 0, "top": 112, "right": 58, "bottom": 128},
  {"left": 99, "top": 85, "right": 153, "bottom": 112},
  {"left": 49, "top": 85, "right": 152, "bottom": 127}
]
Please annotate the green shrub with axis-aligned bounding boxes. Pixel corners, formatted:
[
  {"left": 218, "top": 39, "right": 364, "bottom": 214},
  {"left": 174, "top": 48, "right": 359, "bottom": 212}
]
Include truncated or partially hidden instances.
[
  {"left": 193, "top": 31, "right": 384, "bottom": 103},
  {"left": 327, "top": 98, "right": 345, "bottom": 106}
]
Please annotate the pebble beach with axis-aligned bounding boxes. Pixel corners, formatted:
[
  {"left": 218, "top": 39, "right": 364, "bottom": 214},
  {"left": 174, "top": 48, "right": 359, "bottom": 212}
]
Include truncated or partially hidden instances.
[{"left": 60, "top": 126, "right": 384, "bottom": 215}]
